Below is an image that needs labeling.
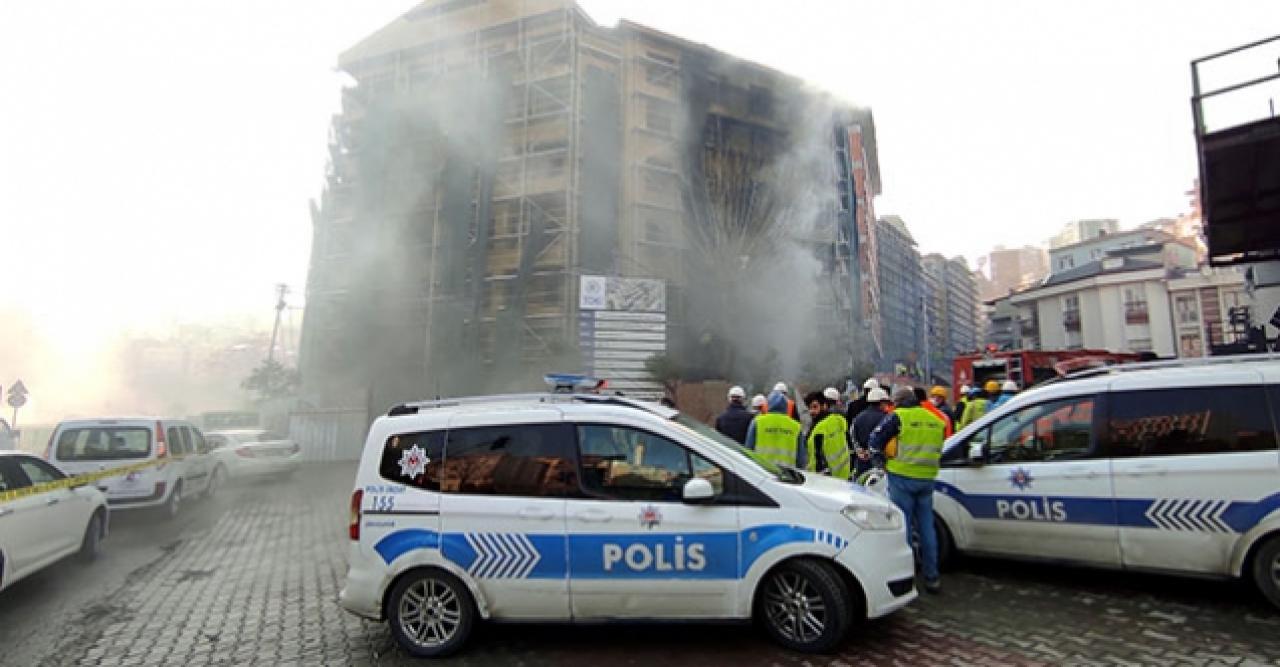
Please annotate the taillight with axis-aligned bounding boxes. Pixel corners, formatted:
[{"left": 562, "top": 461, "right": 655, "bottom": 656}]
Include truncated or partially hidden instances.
[
  {"left": 235, "top": 447, "right": 255, "bottom": 458},
  {"left": 349, "top": 490, "right": 363, "bottom": 540},
  {"left": 155, "top": 421, "right": 168, "bottom": 459}
]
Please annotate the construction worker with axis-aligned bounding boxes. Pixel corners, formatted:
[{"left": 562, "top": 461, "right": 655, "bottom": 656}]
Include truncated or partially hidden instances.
[
  {"left": 804, "top": 391, "right": 851, "bottom": 480},
  {"left": 845, "top": 377, "right": 880, "bottom": 424},
  {"left": 772, "top": 382, "right": 798, "bottom": 419},
  {"left": 750, "top": 394, "right": 767, "bottom": 414},
  {"left": 953, "top": 384, "right": 971, "bottom": 424},
  {"left": 714, "top": 386, "right": 753, "bottom": 445},
  {"left": 958, "top": 383, "right": 994, "bottom": 430},
  {"left": 989, "top": 380, "right": 1019, "bottom": 410},
  {"left": 869, "top": 387, "right": 947, "bottom": 594},
  {"left": 923, "top": 386, "right": 955, "bottom": 438},
  {"left": 851, "top": 387, "right": 892, "bottom": 475},
  {"left": 823, "top": 387, "right": 849, "bottom": 444},
  {"left": 745, "top": 391, "right": 805, "bottom": 468}
]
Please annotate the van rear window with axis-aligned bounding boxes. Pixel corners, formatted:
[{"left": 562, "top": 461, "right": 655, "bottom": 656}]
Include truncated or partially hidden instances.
[{"left": 56, "top": 427, "right": 152, "bottom": 460}]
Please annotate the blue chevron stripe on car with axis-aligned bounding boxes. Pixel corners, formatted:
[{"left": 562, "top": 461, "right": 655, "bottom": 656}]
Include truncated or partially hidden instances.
[
  {"left": 373, "top": 524, "right": 835, "bottom": 580},
  {"left": 936, "top": 482, "right": 1280, "bottom": 534}
]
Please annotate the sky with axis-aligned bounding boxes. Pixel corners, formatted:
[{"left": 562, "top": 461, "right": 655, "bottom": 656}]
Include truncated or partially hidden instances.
[{"left": 0, "top": 0, "right": 1277, "bottom": 417}]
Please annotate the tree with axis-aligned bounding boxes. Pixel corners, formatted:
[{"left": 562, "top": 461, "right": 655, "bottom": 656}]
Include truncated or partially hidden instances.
[
  {"left": 241, "top": 359, "right": 299, "bottom": 403},
  {"left": 644, "top": 353, "right": 683, "bottom": 400}
]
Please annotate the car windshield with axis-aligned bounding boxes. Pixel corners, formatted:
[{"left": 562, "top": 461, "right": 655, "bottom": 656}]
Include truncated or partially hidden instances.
[
  {"left": 55, "top": 427, "right": 152, "bottom": 461},
  {"left": 668, "top": 413, "right": 799, "bottom": 483}
]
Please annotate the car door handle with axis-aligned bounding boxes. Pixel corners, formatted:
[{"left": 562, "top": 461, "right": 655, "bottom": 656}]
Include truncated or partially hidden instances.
[
  {"left": 573, "top": 509, "right": 612, "bottom": 523},
  {"left": 46, "top": 497, "right": 60, "bottom": 506},
  {"left": 518, "top": 507, "right": 556, "bottom": 521},
  {"left": 1062, "top": 467, "right": 1098, "bottom": 480},
  {"left": 1128, "top": 463, "right": 1166, "bottom": 476}
]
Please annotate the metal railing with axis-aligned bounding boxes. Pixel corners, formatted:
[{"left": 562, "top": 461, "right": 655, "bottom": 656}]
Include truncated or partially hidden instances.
[{"left": 1191, "top": 34, "right": 1280, "bottom": 137}]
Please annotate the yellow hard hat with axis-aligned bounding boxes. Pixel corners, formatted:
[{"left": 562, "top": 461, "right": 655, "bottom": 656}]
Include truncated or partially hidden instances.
[
  {"left": 984, "top": 380, "right": 1001, "bottom": 393},
  {"left": 929, "top": 386, "right": 948, "bottom": 398}
]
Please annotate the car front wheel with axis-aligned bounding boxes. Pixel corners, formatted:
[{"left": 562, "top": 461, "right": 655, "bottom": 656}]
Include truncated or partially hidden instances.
[
  {"left": 387, "top": 569, "right": 475, "bottom": 658},
  {"left": 756, "top": 559, "right": 854, "bottom": 653},
  {"left": 1251, "top": 534, "right": 1280, "bottom": 608},
  {"left": 79, "top": 511, "right": 103, "bottom": 561}
]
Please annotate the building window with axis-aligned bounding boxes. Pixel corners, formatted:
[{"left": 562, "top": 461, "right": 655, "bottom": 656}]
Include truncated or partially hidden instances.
[
  {"left": 1059, "top": 256, "right": 1075, "bottom": 271},
  {"left": 1124, "top": 287, "right": 1149, "bottom": 324},
  {"left": 1127, "top": 338, "right": 1153, "bottom": 353},
  {"left": 1062, "top": 295, "right": 1081, "bottom": 332},
  {"left": 1175, "top": 293, "right": 1199, "bottom": 325},
  {"left": 645, "top": 103, "right": 673, "bottom": 135},
  {"left": 748, "top": 85, "right": 773, "bottom": 118},
  {"left": 1179, "top": 333, "right": 1203, "bottom": 357}
]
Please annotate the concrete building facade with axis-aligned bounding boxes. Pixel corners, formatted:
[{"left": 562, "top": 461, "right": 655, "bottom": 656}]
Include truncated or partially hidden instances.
[
  {"left": 874, "top": 216, "right": 922, "bottom": 376},
  {"left": 298, "top": 0, "right": 882, "bottom": 410},
  {"left": 920, "top": 253, "right": 980, "bottom": 381},
  {"left": 979, "top": 245, "right": 1048, "bottom": 301},
  {"left": 1048, "top": 218, "right": 1120, "bottom": 250}
]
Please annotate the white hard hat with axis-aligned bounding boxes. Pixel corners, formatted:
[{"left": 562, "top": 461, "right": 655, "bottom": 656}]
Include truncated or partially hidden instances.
[
  {"left": 823, "top": 387, "right": 840, "bottom": 401},
  {"left": 960, "top": 384, "right": 971, "bottom": 394},
  {"left": 867, "top": 388, "right": 890, "bottom": 403},
  {"left": 751, "top": 394, "right": 767, "bottom": 408},
  {"left": 863, "top": 378, "right": 880, "bottom": 390},
  {"left": 1002, "top": 380, "right": 1019, "bottom": 392},
  {"left": 773, "top": 382, "right": 788, "bottom": 393},
  {"left": 728, "top": 385, "right": 746, "bottom": 399}
]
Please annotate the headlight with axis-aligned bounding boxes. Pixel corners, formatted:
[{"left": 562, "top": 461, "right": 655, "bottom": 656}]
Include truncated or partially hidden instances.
[{"left": 841, "top": 504, "right": 903, "bottom": 531}]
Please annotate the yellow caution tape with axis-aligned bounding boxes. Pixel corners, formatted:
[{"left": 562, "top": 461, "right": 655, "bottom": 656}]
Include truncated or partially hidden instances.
[{"left": 0, "top": 457, "right": 177, "bottom": 504}]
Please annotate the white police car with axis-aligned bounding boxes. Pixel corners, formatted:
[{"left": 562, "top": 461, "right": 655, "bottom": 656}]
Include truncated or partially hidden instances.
[
  {"left": 932, "top": 354, "right": 1280, "bottom": 607},
  {"left": 340, "top": 390, "right": 917, "bottom": 656}
]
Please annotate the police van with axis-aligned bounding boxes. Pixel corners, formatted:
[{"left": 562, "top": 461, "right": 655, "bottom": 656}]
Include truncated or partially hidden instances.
[
  {"left": 933, "top": 354, "right": 1280, "bottom": 607},
  {"left": 340, "top": 390, "right": 917, "bottom": 656}
]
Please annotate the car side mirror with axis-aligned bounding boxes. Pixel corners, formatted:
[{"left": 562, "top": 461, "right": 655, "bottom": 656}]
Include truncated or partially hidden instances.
[
  {"left": 968, "top": 441, "right": 987, "bottom": 465},
  {"left": 682, "top": 478, "right": 716, "bottom": 504}
]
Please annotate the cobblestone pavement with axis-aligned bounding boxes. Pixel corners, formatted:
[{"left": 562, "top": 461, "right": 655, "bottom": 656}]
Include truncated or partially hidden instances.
[{"left": 4, "top": 464, "right": 1280, "bottom": 666}]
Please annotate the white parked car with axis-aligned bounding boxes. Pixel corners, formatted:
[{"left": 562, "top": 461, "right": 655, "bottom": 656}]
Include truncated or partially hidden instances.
[
  {"left": 341, "top": 392, "right": 917, "bottom": 657},
  {"left": 47, "top": 418, "right": 218, "bottom": 517},
  {"left": 0, "top": 451, "right": 108, "bottom": 592},
  {"left": 206, "top": 429, "right": 302, "bottom": 479},
  {"left": 933, "top": 354, "right": 1280, "bottom": 607}
]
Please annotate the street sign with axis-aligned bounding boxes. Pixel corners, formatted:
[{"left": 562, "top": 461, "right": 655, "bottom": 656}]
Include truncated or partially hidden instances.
[{"left": 7, "top": 380, "right": 27, "bottom": 411}]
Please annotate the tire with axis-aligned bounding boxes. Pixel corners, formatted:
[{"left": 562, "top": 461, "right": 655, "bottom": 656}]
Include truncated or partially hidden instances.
[
  {"left": 205, "top": 466, "right": 226, "bottom": 499},
  {"left": 163, "top": 482, "right": 182, "bottom": 519},
  {"left": 79, "top": 512, "right": 103, "bottom": 562},
  {"left": 935, "top": 518, "right": 956, "bottom": 571},
  {"left": 387, "top": 569, "right": 476, "bottom": 658},
  {"left": 1251, "top": 534, "right": 1280, "bottom": 608},
  {"left": 756, "top": 559, "right": 854, "bottom": 654}
]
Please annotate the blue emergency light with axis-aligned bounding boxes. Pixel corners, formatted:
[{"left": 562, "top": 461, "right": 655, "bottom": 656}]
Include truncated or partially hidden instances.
[{"left": 544, "top": 373, "right": 607, "bottom": 393}]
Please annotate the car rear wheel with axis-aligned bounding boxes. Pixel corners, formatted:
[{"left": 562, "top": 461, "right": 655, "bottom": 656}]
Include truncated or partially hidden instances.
[
  {"left": 79, "top": 512, "right": 103, "bottom": 562},
  {"left": 756, "top": 559, "right": 853, "bottom": 654},
  {"left": 163, "top": 483, "right": 182, "bottom": 519},
  {"left": 1251, "top": 534, "right": 1280, "bottom": 608},
  {"left": 388, "top": 569, "right": 475, "bottom": 658},
  {"left": 205, "top": 466, "right": 226, "bottom": 499}
]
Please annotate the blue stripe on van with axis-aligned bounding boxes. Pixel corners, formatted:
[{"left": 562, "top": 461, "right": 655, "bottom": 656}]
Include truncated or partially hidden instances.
[
  {"left": 373, "top": 524, "right": 833, "bottom": 580},
  {"left": 936, "top": 482, "right": 1280, "bottom": 533}
]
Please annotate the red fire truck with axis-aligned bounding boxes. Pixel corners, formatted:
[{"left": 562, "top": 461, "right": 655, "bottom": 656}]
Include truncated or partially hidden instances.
[{"left": 952, "top": 348, "right": 1142, "bottom": 397}]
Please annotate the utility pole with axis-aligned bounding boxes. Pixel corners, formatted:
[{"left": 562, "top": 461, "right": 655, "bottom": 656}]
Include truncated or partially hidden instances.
[{"left": 268, "top": 283, "right": 289, "bottom": 365}]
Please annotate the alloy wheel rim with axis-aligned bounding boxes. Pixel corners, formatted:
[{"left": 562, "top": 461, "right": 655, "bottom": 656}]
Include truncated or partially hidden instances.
[
  {"left": 763, "top": 571, "right": 827, "bottom": 643},
  {"left": 399, "top": 578, "right": 462, "bottom": 649}
]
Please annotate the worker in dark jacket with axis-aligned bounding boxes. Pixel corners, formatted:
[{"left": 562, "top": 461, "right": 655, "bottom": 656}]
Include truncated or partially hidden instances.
[
  {"left": 851, "top": 387, "right": 892, "bottom": 477},
  {"left": 714, "top": 386, "right": 753, "bottom": 445}
]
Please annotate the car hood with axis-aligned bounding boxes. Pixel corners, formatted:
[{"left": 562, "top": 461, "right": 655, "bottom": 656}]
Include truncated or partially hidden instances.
[{"left": 794, "top": 470, "right": 895, "bottom": 512}]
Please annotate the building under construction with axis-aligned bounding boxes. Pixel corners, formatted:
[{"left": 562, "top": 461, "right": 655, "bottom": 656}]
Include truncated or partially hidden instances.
[{"left": 299, "top": 0, "right": 882, "bottom": 411}]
